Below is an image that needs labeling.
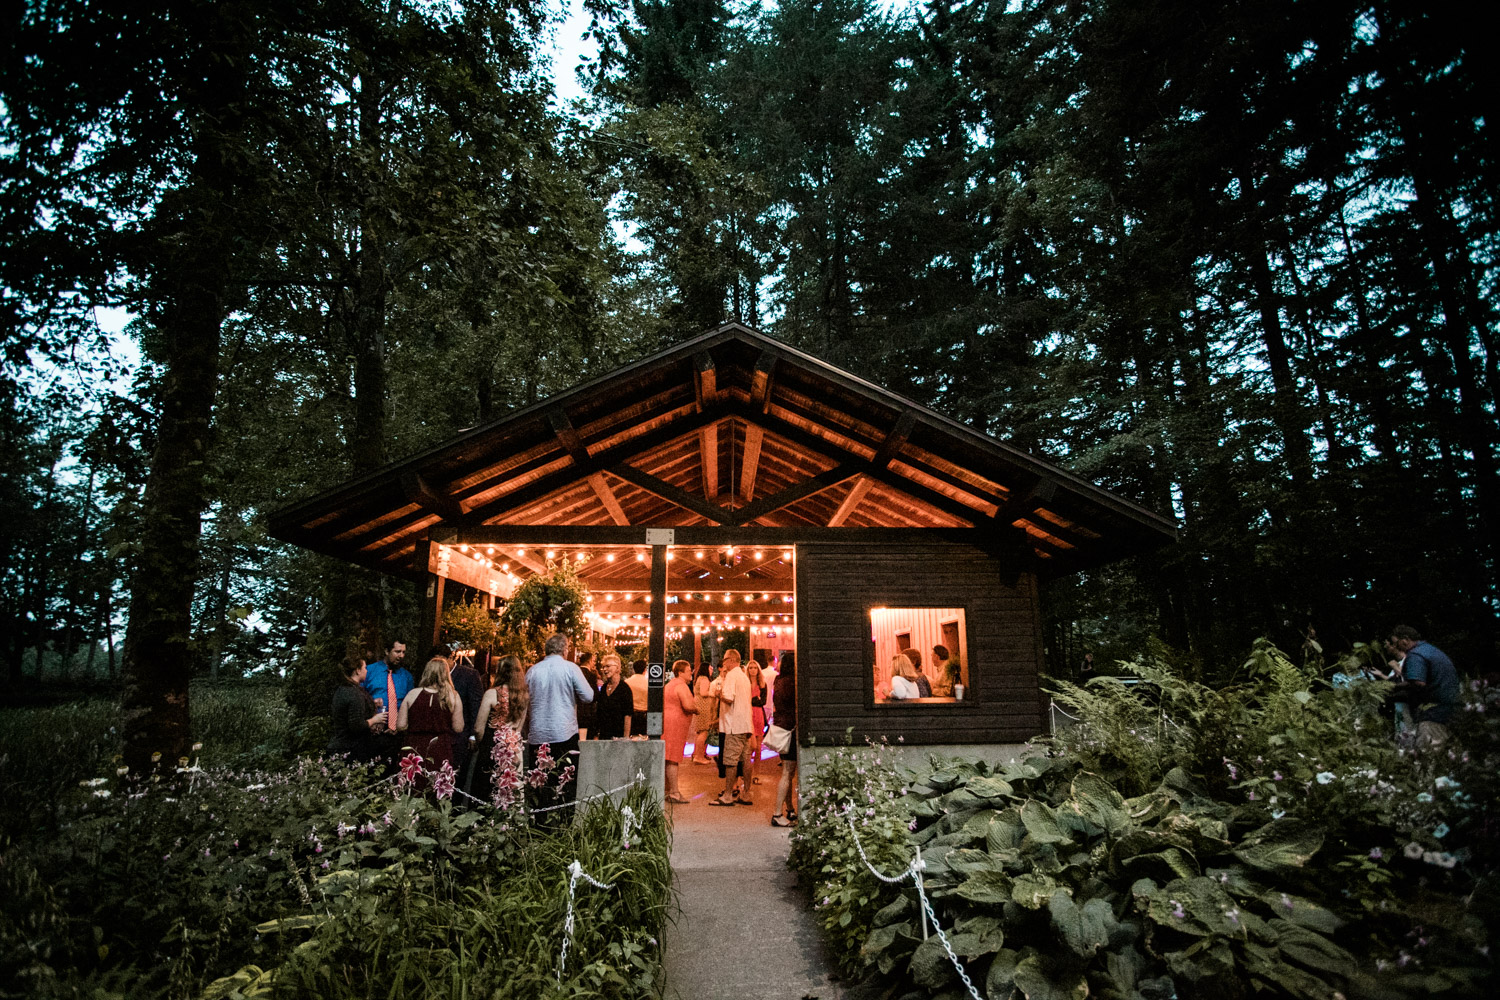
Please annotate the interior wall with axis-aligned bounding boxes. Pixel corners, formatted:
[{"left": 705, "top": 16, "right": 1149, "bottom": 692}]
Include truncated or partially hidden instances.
[{"left": 870, "top": 606, "right": 967, "bottom": 694}]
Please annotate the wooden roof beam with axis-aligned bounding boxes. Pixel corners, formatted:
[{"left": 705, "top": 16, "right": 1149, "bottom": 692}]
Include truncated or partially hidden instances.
[
  {"left": 827, "top": 411, "right": 916, "bottom": 527},
  {"left": 459, "top": 407, "right": 726, "bottom": 525},
  {"left": 995, "top": 477, "right": 1059, "bottom": 522},
  {"left": 733, "top": 464, "right": 859, "bottom": 526},
  {"left": 398, "top": 473, "right": 463, "bottom": 521},
  {"left": 749, "top": 350, "right": 777, "bottom": 412},
  {"left": 693, "top": 352, "right": 717, "bottom": 411},
  {"left": 550, "top": 407, "right": 630, "bottom": 527},
  {"left": 752, "top": 412, "right": 982, "bottom": 527},
  {"left": 588, "top": 472, "right": 630, "bottom": 526},
  {"left": 828, "top": 475, "right": 875, "bottom": 526},
  {"left": 739, "top": 424, "right": 764, "bottom": 502},
  {"left": 609, "top": 463, "right": 732, "bottom": 524},
  {"left": 700, "top": 421, "right": 719, "bottom": 502}
]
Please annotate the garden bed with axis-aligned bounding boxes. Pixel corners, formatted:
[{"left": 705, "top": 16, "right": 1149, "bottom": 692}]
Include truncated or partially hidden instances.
[
  {"left": 0, "top": 700, "right": 669, "bottom": 1000},
  {"left": 789, "top": 642, "right": 1495, "bottom": 1000}
]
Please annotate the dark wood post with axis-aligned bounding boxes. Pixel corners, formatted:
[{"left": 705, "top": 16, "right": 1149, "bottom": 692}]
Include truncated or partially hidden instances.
[{"left": 647, "top": 543, "right": 667, "bottom": 736}]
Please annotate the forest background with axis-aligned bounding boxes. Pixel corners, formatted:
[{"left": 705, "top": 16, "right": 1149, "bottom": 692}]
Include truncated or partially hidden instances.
[{"left": 3, "top": 0, "right": 1494, "bottom": 766}]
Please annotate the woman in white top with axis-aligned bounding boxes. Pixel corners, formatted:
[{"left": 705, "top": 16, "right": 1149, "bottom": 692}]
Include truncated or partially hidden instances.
[{"left": 889, "top": 654, "right": 922, "bottom": 700}]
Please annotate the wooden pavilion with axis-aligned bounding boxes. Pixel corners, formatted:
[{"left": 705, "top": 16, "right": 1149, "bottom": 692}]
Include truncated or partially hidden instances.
[{"left": 269, "top": 323, "right": 1176, "bottom": 747}]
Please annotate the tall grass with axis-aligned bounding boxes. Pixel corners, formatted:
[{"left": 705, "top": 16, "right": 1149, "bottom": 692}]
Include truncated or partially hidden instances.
[{"left": 0, "top": 684, "right": 291, "bottom": 840}]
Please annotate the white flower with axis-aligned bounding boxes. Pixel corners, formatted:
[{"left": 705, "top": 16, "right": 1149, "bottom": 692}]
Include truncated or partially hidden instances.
[
  {"left": 1434, "top": 776, "right": 1459, "bottom": 790},
  {"left": 1315, "top": 771, "right": 1335, "bottom": 785},
  {"left": 80, "top": 778, "right": 109, "bottom": 787},
  {"left": 93, "top": 789, "right": 112, "bottom": 799},
  {"left": 1403, "top": 842, "right": 1424, "bottom": 859}
]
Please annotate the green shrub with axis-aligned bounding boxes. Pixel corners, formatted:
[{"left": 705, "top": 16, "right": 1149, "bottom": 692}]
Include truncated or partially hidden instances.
[
  {"left": 1, "top": 755, "right": 669, "bottom": 1000},
  {"left": 791, "top": 641, "right": 1497, "bottom": 1000}
]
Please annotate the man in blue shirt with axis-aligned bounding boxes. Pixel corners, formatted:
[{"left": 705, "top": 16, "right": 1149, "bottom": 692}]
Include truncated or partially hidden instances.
[
  {"left": 525, "top": 633, "right": 595, "bottom": 817},
  {"left": 1389, "top": 625, "right": 1459, "bottom": 745},
  {"left": 362, "top": 640, "right": 412, "bottom": 721}
]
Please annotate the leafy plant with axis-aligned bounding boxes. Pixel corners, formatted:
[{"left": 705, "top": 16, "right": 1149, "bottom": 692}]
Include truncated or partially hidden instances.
[
  {"left": 443, "top": 594, "right": 499, "bottom": 651},
  {"left": 499, "top": 560, "right": 593, "bottom": 659},
  {"left": 792, "top": 640, "right": 1497, "bottom": 1000}
]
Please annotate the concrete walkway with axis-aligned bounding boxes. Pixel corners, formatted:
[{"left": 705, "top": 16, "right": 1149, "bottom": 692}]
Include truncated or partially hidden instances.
[{"left": 661, "top": 756, "right": 882, "bottom": 1000}]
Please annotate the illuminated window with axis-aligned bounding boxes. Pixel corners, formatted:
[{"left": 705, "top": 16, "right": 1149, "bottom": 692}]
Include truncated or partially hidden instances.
[{"left": 869, "top": 607, "right": 969, "bottom": 705}]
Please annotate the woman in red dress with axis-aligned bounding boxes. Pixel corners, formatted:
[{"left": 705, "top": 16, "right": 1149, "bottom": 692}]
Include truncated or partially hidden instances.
[
  {"left": 398, "top": 658, "right": 464, "bottom": 782},
  {"left": 662, "top": 660, "right": 698, "bottom": 803}
]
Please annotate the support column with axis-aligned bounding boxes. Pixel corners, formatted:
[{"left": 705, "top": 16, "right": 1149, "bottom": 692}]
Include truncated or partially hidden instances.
[{"left": 647, "top": 543, "right": 667, "bottom": 737}]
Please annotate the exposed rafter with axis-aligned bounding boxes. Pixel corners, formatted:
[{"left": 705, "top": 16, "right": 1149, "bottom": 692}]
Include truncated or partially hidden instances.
[
  {"left": 734, "top": 464, "right": 859, "bottom": 525},
  {"left": 749, "top": 349, "right": 777, "bottom": 411},
  {"left": 609, "top": 463, "right": 731, "bottom": 524},
  {"left": 459, "top": 408, "right": 724, "bottom": 525},
  {"left": 828, "top": 475, "right": 875, "bottom": 526},
  {"left": 739, "top": 424, "right": 764, "bottom": 502},
  {"left": 700, "top": 421, "right": 719, "bottom": 501}
]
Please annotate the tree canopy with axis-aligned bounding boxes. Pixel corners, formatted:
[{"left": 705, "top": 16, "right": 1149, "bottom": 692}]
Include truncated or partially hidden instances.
[{"left": 3, "top": 0, "right": 1494, "bottom": 753}]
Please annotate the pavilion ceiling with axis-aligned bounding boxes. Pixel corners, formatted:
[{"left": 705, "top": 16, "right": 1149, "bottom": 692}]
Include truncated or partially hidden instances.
[{"left": 269, "top": 323, "right": 1177, "bottom": 584}]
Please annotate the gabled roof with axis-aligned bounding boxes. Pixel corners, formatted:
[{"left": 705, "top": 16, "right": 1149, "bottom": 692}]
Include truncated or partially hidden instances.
[{"left": 268, "top": 323, "right": 1176, "bottom": 578}]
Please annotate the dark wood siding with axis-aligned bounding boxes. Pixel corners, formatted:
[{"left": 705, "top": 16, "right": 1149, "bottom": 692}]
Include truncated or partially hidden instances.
[{"left": 795, "top": 540, "right": 1045, "bottom": 745}]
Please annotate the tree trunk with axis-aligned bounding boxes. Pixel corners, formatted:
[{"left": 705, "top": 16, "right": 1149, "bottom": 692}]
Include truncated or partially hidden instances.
[
  {"left": 1237, "top": 168, "right": 1312, "bottom": 484},
  {"left": 120, "top": 272, "right": 226, "bottom": 770},
  {"left": 120, "top": 3, "right": 251, "bottom": 772}
]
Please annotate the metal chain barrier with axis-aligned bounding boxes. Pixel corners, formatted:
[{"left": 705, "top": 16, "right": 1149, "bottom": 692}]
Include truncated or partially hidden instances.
[
  {"left": 841, "top": 806, "right": 984, "bottom": 1000},
  {"left": 557, "top": 859, "right": 616, "bottom": 982}
]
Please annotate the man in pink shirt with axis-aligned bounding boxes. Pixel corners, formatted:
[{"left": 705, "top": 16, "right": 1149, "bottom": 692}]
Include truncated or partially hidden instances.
[{"left": 712, "top": 650, "right": 754, "bottom": 806}]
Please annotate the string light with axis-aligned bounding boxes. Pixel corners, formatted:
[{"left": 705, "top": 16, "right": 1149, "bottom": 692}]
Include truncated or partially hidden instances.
[
  {"left": 754, "top": 550, "right": 764, "bottom": 560},
  {"left": 606, "top": 553, "right": 615, "bottom": 562}
]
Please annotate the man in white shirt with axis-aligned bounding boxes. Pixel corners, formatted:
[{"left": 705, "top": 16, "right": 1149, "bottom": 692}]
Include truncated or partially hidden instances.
[{"left": 712, "top": 650, "right": 754, "bottom": 806}]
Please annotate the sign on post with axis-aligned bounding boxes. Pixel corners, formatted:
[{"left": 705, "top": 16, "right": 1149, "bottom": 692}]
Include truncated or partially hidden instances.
[{"left": 646, "top": 661, "right": 665, "bottom": 736}]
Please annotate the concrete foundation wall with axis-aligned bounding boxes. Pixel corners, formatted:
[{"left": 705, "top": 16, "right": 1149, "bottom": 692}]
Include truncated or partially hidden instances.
[
  {"left": 800, "top": 742, "right": 1036, "bottom": 782},
  {"left": 574, "top": 739, "right": 664, "bottom": 816}
]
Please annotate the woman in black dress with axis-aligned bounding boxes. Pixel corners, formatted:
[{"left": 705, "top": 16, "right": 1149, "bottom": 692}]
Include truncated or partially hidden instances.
[
  {"left": 592, "top": 653, "right": 635, "bottom": 739},
  {"left": 771, "top": 652, "right": 799, "bottom": 826},
  {"left": 328, "top": 654, "right": 386, "bottom": 764}
]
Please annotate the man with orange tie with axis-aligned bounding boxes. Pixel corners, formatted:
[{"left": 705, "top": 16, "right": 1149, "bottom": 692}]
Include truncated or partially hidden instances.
[{"left": 362, "top": 639, "right": 411, "bottom": 732}]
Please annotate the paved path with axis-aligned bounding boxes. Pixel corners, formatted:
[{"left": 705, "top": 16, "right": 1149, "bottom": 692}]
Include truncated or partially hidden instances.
[{"left": 661, "top": 757, "right": 881, "bottom": 1000}]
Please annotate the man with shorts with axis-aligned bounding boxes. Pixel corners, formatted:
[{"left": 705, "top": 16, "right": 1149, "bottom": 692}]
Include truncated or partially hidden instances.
[{"left": 712, "top": 649, "right": 753, "bottom": 806}]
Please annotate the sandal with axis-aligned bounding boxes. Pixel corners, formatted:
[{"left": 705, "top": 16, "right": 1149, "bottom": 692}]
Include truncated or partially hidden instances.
[
  {"left": 735, "top": 795, "right": 755, "bottom": 806},
  {"left": 771, "top": 814, "right": 793, "bottom": 827},
  {"left": 711, "top": 794, "right": 736, "bottom": 807}
]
